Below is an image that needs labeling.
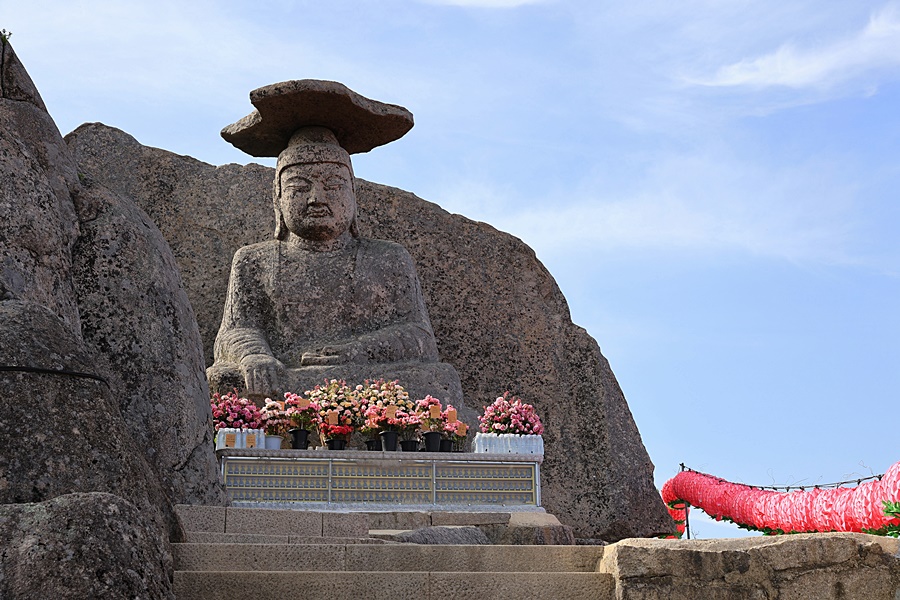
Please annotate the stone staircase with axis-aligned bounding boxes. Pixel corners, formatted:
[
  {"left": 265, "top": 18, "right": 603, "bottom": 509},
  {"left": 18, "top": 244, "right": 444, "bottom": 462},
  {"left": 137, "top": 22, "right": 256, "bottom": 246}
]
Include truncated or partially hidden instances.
[{"left": 173, "top": 505, "right": 614, "bottom": 599}]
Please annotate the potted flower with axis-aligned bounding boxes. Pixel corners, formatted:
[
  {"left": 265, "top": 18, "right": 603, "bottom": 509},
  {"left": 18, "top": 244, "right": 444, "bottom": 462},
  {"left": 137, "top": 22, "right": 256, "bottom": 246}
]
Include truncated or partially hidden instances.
[
  {"left": 416, "top": 395, "right": 445, "bottom": 452},
  {"left": 476, "top": 392, "right": 545, "bottom": 455},
  {"left": 260, "top": 398, "right": 290, "bottom": 449},
  {"left": 440, "top": 405, "right": 466, "bottom": 452},
  {"left": 358, "top": 420, "right": 383, "bottom": 451},
  {"left": 444, "top": 418, "right": 470, "bottom": 452},
  {"left": 349, "top": 382, "right": 379, "bottom": 450},
  {"left": 284, "top": 392, "right": 320, "bottom": 449},
  {"left": 309, "top": 379, "right": 357, "bottom": 449},
  {"left": 319, "top": 424, "right": 354, "bottom": 450},
  {"left": 397, "top": 411, "right": 422, "bottom": 451},
  {"left": 357, "top": 379, "right": 416, "bottom": 451},
  {"left": 210, "top": 389, "right": 265, "bottom": 450}
]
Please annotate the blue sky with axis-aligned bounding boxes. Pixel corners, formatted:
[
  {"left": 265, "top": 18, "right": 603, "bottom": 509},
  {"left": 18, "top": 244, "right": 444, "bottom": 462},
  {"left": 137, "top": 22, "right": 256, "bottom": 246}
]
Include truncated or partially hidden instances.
[{"left": 5, "top": 0, "right": 898, "bottom": 538}]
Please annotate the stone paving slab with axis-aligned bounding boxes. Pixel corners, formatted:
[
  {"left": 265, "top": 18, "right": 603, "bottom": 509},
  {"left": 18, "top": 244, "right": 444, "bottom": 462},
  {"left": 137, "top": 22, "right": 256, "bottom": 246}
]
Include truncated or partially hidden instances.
[
  {"left": 174, "top": 543, "right": 606, "bottom": 573},
  {"left": 175, "top": 570, "right": 426, "bottom": 600},
  {"left": 183, "top": 532, "right": 389, "bottom": 545},
  {"left": 431, "top": 511, "right": 511, "bottom": 526},
  {"left": 176, "top": 505, "right": 226, "bottom": 533},
  {"left": 225, "top": 507, "right": 322, "bottom": 536},
  {"left": 323, "top": 511, "right": 368, "bottom": 537},
  {"left": 173, "top": 571, "right": 614, "bottom": 600},
  {"left": 365, "top": 511, "right": 432, "bottom": 530}
]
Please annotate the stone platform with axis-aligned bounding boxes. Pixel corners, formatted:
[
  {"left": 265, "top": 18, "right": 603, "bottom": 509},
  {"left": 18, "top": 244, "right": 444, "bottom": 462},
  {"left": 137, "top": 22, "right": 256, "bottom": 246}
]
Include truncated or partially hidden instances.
[
  {"left": 174, "top": 503, "right": 900, "bottom": 599},
  {"left": 217, "top": 449, "right": 542, "bottom": 510}
]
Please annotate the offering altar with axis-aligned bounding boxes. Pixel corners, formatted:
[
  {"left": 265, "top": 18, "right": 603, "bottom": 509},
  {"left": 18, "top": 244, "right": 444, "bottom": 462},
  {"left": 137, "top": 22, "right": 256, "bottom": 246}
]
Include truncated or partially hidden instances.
[{"left": 217, "top": 448, "right": 542, "bottom": 510}]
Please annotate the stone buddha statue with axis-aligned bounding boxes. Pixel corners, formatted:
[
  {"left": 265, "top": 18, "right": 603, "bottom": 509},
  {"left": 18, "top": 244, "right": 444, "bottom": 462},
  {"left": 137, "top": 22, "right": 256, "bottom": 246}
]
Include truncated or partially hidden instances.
[{"left": 207, "top": 80, "right": 468, "bottom": 416}]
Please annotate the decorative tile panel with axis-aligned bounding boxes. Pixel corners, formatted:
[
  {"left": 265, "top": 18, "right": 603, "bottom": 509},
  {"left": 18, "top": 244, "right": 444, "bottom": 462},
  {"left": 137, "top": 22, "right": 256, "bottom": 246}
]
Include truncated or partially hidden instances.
[{"left": 219, "top": 451, "right": 541, "bottom": 507}]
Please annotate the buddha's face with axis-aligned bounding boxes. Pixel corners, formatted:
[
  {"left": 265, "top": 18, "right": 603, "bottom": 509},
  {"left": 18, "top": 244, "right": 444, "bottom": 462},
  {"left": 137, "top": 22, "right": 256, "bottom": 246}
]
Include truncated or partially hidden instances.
[{"left": 278, "top": 162, "right": 355, "bottom": 241}]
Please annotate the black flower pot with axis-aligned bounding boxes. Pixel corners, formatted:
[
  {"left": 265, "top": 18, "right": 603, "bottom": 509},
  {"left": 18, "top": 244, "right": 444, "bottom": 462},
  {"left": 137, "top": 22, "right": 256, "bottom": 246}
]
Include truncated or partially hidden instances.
[
  {"left": 422, "top": 431, "right": 442, "bottom": 452},
  {"left": 379, "top": 430, "right": 399, "bottom": 451},
  {"left": 365, "top": 438, "right": 383, "bottom": 451},
  {"left": 400, "top": 440, "right": 419, "bottom": 452},
  {"left": 289, "top": 428, "right": 310, "bottom": 450},
  {"left": 326, "top": 439, "right": 346, "bottom": 450},
  {"left": 439, "top": 439, "right": 453, "bottom": 452}
]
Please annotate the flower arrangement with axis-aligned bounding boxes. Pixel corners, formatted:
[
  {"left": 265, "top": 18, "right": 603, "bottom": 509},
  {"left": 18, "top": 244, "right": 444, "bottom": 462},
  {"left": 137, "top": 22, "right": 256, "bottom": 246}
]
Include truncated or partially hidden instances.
[
  {"left": 358, "top": 379, "right": 419, "bottom": 438},
  {"left": 283, "top": 392, "right": 320, "bottom": 432},
  {"left": 479, "top": 392, "right": 544, "bottom": 435},
  {"left": 443, "top": 414, "right": 469, "bottom": 450},
  {"left": 210, "top": 390, "right": 264, "bottom": 431},
  {"left": 660, "top": 461, "right": 900, "bottom": 538},
  {"left": 305, "top": 379, "right": 360, "bottom": 442},
  {"left": 349, "top": 382, "right": 375, "bottom": 438},
  {"left": 364, "top": 405, "right": 421, "bottom": 440},
  {"left": 356, "top": 379, "right": 412, "bottom": 411},
  {"left": 319, "top": 423, "right": 354, "bottom": 441},
  {"left": 417, "top": 395, "right": 445, "bottom": 432},
  {"left": 260, "top": 398, "right": 291, "bottom": 436}
]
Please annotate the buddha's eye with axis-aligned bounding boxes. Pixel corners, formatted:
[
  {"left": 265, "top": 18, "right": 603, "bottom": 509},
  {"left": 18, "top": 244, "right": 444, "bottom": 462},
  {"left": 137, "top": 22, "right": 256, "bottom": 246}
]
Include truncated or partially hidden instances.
[
  {"left": 283, "top": 178, "right": 312, "bottom": 193},
  {"left": 323, "top": 177, "right": 346, "bottom": 191}
]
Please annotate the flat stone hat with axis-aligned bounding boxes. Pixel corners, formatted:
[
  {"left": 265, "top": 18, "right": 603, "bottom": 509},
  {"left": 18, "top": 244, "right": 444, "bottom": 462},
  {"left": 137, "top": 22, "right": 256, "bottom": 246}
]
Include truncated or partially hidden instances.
[{"left": 221, "top": 79, "right": 414, "bottom": 157}]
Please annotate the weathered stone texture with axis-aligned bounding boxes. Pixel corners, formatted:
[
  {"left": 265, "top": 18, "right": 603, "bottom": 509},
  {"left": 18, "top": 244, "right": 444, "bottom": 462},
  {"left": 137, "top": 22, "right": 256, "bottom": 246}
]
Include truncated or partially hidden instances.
[
  {"left": 480, "top": 522, "right": 576, "bottom": 545},
  {"left": 67, "top": 173, "right": 224, "bottom": 506},
  {"left": 0, "top": 38, "right": 47, "bottom": 110},
  {"left": 66, "top": 122, "right": 273, "bottom": 365},
  {"left": 599, "top": 533, "right": 900, "bottom": 600},
  {"left": 67, "top": 122, "right": 672, "bottom": 540},
  {"left": 222, "top": 79, "right": 415, "bottom": 156},
  {"left": 394, "top": 525, "right": 492, "bottom": 545},
  {"left": 0, "top": 42, "right": 222, "bottom": 598},
  {"left": 0, "top": 492, "right": 174, "bottom": 600},
  {"left": 0, "top": 301, "right": 175, "bottom": 539},
  {"left": 0, "top": 43, "right": 80, "bottom": 329}
]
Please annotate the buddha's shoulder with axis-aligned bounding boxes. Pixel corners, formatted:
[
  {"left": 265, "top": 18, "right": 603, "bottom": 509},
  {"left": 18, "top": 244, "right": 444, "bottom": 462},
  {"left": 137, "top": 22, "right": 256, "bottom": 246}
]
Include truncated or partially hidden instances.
[
  {"left": 357, "top": 238, "right": 414, "bottom": 262},
  {"left": 232, "top": 240, "right": 278, "bottom": 263}
]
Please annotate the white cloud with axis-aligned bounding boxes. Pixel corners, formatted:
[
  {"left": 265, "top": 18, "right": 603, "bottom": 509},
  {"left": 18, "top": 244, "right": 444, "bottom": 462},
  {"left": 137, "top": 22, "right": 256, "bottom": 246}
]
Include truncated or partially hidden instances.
[
  {"left": 437, "top": 151, "right": 861, "bottom": 267},
  {"left": 695, "top": 3, "right": 900, "bottom": 90}
]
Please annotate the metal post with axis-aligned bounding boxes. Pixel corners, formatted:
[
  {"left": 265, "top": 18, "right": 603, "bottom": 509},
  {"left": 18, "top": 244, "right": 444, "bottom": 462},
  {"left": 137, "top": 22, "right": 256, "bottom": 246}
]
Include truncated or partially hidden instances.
[
  {"left": 432, "top": 459, "right": 437, "bottom": 504},
  {"left": 327, "top": 459, "right": 333, "bottom": 504},
  {"left": 684, "top": 504, "right": 691, "bottom": 539}
]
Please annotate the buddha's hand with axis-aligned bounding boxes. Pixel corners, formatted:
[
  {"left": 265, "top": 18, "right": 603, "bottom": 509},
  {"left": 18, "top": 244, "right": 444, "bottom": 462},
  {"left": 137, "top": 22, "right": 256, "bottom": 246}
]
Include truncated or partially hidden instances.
[
  {"left": 240, "top": 354, "right": 285, "bottom": 394},
  {"left": 300, "top": 342, "right": 363, "bottom": 366}
]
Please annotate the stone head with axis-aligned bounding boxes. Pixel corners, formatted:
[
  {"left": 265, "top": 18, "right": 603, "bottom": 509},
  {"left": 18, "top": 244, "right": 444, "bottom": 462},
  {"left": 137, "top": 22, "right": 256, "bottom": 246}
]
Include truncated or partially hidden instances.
[{"left": 273, "top": 127, "right": 360, "bottom": 242}]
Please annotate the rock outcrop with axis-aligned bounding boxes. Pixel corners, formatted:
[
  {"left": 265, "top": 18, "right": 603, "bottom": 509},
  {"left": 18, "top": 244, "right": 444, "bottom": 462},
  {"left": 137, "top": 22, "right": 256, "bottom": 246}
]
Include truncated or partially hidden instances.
[
  {"left": 0, "top": 39, "right": 175, "bottom": 596},
  {"left": 0, "top": 492, "right": 174, "bottom": 599},
  {"left": 0, "top": 40, "right": 217, "bottom": 597},
  {"left": 0, "top": 300, "right": 172, "bottom": 537},
  {"left": 70, "top": 173, "right": 224, "bottom": 506},
  {"left": 0, "top": 38, "right": 79, "bottom": 328},
  {"left": 599, "top": 533, "right": 900, "bottom": 599},
  {"left": 68, "top": 122, "right": 672, "bottom": 539}
]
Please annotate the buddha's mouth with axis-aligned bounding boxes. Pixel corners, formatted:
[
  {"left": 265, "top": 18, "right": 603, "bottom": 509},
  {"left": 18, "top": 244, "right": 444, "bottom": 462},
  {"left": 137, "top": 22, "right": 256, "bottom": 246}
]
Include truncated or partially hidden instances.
[{"left": 305, "top": 203, "right": 332, "bottom": 217}]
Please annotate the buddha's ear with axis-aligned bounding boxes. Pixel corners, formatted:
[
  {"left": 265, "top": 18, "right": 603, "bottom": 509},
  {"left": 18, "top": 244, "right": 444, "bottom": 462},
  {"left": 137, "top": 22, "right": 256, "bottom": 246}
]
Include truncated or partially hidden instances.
[
  {"left": 273, "top": 180, "right": 288, "bottom": 240},
  {"left": 349, "top": 176, "right": 360, "bottom": 238},
  {"left": 274, "top": 210, "right": 289, "bottom": 240}
]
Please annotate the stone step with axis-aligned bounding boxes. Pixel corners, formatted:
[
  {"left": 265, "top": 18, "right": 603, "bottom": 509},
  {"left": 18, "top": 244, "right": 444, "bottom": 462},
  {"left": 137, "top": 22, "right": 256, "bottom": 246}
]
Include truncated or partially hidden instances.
[
  {"left": 175, "top": 505, "right": 368, "bottom": 538},
  {"left": 176, "top": 504, "right": 567, "bottom": 542},
  {"left": 365, "top": 510, "right": 513, "bottom": 529},
  {"left": 174, "top": 570, "right": 615, "bottom": 600},
  {"left": 183, "top": 531, "right": 391, "bottom": 545},
  {"left": 174, "top": 542, "right": 605, "bottom": 573}
]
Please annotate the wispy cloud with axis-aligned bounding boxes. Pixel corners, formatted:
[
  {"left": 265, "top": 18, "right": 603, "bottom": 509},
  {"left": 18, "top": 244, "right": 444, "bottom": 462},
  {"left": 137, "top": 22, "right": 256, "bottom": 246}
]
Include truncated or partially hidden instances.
[
  {"left": 437, "top": 150, "right": 861, "bottom": 267},
  {"left": 694, "top": 3, "right": 900, "bottom": 90}
]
